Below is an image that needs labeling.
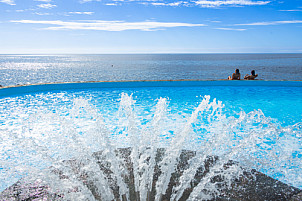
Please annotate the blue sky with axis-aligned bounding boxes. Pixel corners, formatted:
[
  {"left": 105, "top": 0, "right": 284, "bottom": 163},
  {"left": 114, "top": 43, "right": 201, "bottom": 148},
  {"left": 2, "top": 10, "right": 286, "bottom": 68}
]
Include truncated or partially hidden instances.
[{"left": 0, "top": 0, "right": 302, "bottom": 53}]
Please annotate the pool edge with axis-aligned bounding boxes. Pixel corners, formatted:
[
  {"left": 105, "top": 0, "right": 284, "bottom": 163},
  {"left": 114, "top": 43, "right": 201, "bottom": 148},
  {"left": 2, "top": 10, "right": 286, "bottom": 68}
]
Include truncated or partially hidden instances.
[{"left": 1, "top": 79, "right": 302, "bottom": 89}]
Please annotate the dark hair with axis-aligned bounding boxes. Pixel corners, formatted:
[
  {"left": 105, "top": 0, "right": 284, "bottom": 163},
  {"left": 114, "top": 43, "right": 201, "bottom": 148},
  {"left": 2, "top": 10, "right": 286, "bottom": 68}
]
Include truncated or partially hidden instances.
[
  {"left": 251, "top": 70, "right": 255, "bottom": 76},
  {"left": 235, "top": 69, "right": 240, "bottom": 74}
]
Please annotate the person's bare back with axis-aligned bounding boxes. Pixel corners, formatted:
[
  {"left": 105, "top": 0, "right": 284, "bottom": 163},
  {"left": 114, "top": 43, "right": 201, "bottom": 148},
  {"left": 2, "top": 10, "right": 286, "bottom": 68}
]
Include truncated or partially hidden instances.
[
  {"left": 228, "top": 69, "right": 240, "bottom": 80},
  {"left": 244, "top": 70, "right": 258, "bottom": 80}
]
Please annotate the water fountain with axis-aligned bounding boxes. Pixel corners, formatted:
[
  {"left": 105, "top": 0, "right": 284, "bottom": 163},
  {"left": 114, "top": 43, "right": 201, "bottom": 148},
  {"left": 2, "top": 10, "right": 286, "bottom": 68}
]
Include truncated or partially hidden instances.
[{"left": 0, "top": 81, "right": 301, "bottom": 200}]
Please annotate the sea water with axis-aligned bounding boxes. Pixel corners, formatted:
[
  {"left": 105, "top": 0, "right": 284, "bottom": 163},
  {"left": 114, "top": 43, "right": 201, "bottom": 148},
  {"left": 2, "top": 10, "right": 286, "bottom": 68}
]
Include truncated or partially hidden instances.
[{"left": 1, "top": 54, "right": 302, "bottom": 86}]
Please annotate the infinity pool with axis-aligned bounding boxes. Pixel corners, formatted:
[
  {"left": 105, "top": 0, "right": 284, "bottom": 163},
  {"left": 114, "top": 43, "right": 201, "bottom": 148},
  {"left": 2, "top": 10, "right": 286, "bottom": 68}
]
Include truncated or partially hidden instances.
[{"left": 0, "top": 80, "right": 301, "bottom": 195}]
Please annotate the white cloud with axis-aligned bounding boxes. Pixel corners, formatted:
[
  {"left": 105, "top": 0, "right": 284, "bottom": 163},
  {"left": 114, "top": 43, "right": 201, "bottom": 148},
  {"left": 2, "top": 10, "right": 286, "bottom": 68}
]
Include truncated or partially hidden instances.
[
  {"left": 69, "top": 12, "right": 94, "bottom": 15},
  {"left": 0, "top": 0, "right": 15, "bottom": 5},
  {"left": 236, "top": 20, "right": 302, "bottom": 26},
  {"left": 150, "top": 1, "right": 186, "bottom": 7},
  {"left": 79, "top": 0, "right": 270, "bottom": 7},
  {"left": 279, "top": 9, "right": 302, "bottom": 12},
  {"left": 11, "top": 20, "right": 206, "bottom": 31},
  {"left": 105, "top": 3, "right": 118, "bottom": 6},
  {"left": 34, "top": 12, "right": 52, "bottom": 15},
  {"left": 37, "top": 3, "right": 57, "bottom": 9},
  {"left": 194, "top": 0, "right": 270, "bottom": 7},
  {"left": 215, "top": 27, "right": 246, "bottom": 31}
]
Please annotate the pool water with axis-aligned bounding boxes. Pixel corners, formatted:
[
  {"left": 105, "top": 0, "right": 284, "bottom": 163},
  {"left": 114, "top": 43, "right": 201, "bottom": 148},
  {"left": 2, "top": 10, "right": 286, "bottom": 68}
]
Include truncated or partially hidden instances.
[{"left": 0, "top": 81, "right": 301, "bottom": 194}]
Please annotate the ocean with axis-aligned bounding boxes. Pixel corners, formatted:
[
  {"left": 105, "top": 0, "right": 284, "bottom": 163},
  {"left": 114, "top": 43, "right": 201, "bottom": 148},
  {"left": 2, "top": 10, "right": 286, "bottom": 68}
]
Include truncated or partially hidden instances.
[{"left": 1, "top": 54, "right": 302, "bottom": 86}]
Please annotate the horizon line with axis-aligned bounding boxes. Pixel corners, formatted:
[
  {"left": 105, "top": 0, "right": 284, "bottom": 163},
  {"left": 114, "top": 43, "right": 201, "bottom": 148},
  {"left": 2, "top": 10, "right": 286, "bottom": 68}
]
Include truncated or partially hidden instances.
[{"left": 1, "top": 52, "right": 302, "bottom": 55}]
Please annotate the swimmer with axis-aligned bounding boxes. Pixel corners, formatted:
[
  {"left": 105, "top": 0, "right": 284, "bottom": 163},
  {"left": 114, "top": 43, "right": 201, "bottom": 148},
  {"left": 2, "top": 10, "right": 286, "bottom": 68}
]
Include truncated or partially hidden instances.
[
  {"left": 244, "top": 70, "right": 258, "bottom": 80},
  {"left": 228, "top": 69, "right": 241, "bottom": 80}
]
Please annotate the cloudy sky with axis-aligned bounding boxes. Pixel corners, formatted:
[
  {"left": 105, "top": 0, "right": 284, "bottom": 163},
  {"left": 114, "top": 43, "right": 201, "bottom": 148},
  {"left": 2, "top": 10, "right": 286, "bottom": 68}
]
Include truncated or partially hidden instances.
[{"left": 1, "top": 0, "right": 302, "bottom": 53}]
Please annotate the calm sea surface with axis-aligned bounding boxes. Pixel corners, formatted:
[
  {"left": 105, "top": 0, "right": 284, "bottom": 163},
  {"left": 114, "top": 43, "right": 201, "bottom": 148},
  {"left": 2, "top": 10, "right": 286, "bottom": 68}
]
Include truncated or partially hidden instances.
[{"left": 0, "top": 54, "right": 302, "bottom": 86}]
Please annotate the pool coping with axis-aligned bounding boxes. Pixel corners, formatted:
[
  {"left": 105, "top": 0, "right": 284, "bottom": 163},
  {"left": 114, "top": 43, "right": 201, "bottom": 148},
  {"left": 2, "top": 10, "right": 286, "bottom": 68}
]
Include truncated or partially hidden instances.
[{"left": 1, "top": 79, "right": 302, "bottom": 89}]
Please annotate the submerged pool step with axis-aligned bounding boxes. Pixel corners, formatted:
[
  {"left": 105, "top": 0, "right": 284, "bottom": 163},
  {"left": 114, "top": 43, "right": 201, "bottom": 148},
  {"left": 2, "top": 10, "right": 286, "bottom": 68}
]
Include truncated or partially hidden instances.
[{"left": 0, "top": 148, "right": 301, "bottom": 201}]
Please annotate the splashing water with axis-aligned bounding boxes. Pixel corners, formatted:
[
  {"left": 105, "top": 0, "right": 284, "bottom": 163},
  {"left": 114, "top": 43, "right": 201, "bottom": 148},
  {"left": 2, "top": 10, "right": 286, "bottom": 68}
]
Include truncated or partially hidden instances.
[{"left": 0, "top": 91, "right": 301, "bottom": 200}]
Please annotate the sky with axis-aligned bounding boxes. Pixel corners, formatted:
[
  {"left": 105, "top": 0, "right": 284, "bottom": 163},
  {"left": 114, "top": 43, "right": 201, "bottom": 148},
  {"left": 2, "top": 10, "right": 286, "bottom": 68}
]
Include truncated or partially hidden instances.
[{"left": 0, "top": 0, "right": 302, "bottom": 54}]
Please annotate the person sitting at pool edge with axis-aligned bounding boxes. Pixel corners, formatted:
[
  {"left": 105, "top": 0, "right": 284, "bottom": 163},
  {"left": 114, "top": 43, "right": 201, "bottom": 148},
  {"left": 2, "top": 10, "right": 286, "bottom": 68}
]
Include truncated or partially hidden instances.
[
  {"left": 244, "top": 70, "right": 258, "bottom": 80},
  {"left": 228, "top": 69, "right": 240, "bottom": 80}
]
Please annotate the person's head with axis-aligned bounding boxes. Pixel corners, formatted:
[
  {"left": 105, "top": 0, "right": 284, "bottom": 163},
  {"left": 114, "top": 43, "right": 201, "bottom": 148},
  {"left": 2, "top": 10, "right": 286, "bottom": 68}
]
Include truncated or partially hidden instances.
[
  {"left": 251, "top": 70, "right": 255, "bottom": 76},
  {"left": 235, "top": 69, "right": 240, "bottom": 74}
]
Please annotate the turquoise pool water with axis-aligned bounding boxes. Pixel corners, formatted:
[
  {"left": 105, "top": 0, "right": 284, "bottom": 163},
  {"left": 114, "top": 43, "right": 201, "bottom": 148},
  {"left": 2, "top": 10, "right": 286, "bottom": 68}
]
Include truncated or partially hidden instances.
[
  {"left": 1, "top": 81, "right": 301, "bottom": 126},
  {"left": 0, "top": 80, "right": 301, "bottom": 192}
]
